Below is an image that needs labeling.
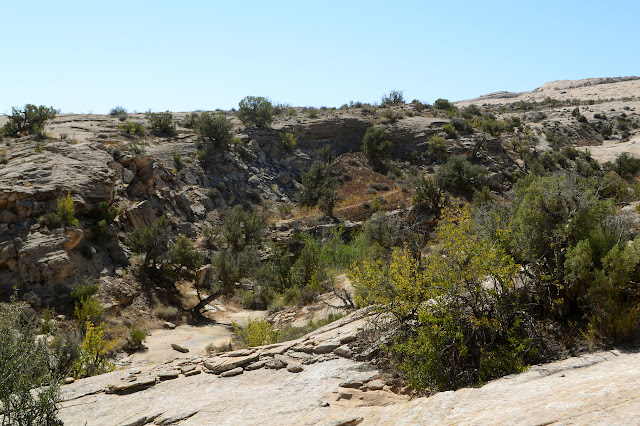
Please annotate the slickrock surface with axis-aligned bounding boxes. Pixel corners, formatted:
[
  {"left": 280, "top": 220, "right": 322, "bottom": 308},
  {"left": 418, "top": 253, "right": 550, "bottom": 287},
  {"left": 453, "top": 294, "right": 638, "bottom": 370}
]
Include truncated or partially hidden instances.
[{"left": 58, "top": 309, "right": 640, "bottom": 425}]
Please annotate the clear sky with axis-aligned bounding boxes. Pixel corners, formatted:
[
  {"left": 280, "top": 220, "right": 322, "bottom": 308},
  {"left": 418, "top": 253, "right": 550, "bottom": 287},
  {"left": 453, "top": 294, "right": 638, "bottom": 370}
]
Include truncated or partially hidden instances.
[{"left": 1, "top": 0, "right": 638, "bottom": 114}]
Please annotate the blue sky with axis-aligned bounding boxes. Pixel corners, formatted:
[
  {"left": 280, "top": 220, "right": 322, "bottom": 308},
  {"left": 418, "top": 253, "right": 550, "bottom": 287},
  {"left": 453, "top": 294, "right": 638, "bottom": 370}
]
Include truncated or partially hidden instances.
[{"left": 1, "top": 0, "right": 638, "bottom": 114}]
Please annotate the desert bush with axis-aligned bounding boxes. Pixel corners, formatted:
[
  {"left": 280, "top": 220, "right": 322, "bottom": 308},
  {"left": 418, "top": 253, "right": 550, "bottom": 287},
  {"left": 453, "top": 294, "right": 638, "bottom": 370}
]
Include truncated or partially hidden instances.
[
  {"left": 155, "top": 304, "right": 179, "bottom": 321},
  {"left": 73, "top": 295, "right": 104, "bottom": 325},
  {"left": 92, "top": 201, "right": 119, "bottom": 243},
  {"left": 433, "top": 98, "right": 456, "bottom": 112},
  {"left": 255, "top": 244, "right": 292, "bottom": 292},
  {"left": 109, "top": 106, "right": 127, "bottom": 117},
  {"left": 56, "top": 192, "right": 79, "bottom": 226},
  {"left": 413, "top": 176, "right": 444, "bottom": 217},
  {"left": 70, "top": 278, "right": 99, "bottom": 305},
  {"left": 73, "top": 321, "right": 116, "bottom": 378},
  {"left": 118, "top": 120, "right": 146, "bottom": 137},
  {"left": 435, "top": 155, "right": 488, "bottom": 198},
  {"left": 291, "top": 236, "right": 326, "bottom": 288},
  {"left": 146, "top": 111, "right": 177, "bottom": 137},
  {"left": 450, "top": 118, "right": 474, "bottom": 135},
  {"left": 168, "top": 235, "right": 202, "bottom": 280},
  {"left": 442, "top": 123, "right": 457, "bottom": 139},
  {"left": 39, "top": 211, "right": 64, "bottom": 229},
  {"left": 2, "top": 104, "right": 58, "bottom": 137},
  {"left": 221, "top": 206, "right": 266, "bottom": 253},
  {"left": 362, "top": 126, "right": 391, "bottom": 172},
  {"left": 0, "top": 297, "right": 63, "bottom": 425},
  {"left": 277, "top": 203, "right": 293, "bottom": 218},
  {"left": 237, "top": 96, "right": 274, "bottom": 128},
  {"left": 299, "top": 161, "right": 337, "bottom": 215},
  {"left": 461, "top": 104, "right": 482, "bottom": 119},
  {"left": 350, "top": 206, "right": 532, "bottom": 391},
  {"left": 232, "top": 318, "right": 277, "bottom": 347},
  {"left": 127, "top": 327, "right": 147, "bottom": 350},
  {"left": 381, "top": 90, "right": 405, "bottom": 106},
  {"left": 306, "top": 107, "right": 320, "bottom": 119},
  {"left": 181, "top": 111, "right": 200, "bottom": 128},
  {"left": 281, "top": 131, "right": 298, "bottom": 152},
  {"left": 172, "top": 149, "right": 183, "bottom": 171},
  {"left": 127, "top": 216, "right": 172, "bottom": 266},
  {"left": 195, "top": 111, "right": 233, "bottom": 158},
  {"left": 613, "top": 152, "right": 640, "bottom": 180}
]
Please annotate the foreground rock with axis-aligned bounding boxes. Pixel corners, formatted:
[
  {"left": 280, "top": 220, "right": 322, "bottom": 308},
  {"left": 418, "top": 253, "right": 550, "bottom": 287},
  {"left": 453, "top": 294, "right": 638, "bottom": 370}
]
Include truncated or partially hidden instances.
[{"left": 58, "top": 308, "right": 640, "bottom": 425}]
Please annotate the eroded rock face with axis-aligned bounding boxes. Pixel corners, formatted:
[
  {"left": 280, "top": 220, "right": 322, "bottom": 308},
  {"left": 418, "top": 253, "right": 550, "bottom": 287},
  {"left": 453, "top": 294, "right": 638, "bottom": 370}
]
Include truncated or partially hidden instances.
[{"left": 0, "top": 142, "right": 116, "bottom": 221}]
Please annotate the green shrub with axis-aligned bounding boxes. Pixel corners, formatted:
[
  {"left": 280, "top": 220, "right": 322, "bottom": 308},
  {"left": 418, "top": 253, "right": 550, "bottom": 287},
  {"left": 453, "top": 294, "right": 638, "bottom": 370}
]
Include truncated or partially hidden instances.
[
  {"left": 232, "top": 317, "right": 277, "bottom": 347},
  {"left": 155, "top": 304, "right": 179, "bottom": 321},
  {"left": 181, "top": 111, "right": 200, "bottom": 128},
  {"left": 291, "top": 236, "right": 326, "bottom": 288},
  {"left": 73, "top": 296, "right": 104, "bottom": 325},
  {"left": 306, "top": 107, "right": 319, "bottom": 119},
  {"left": 0, "top": 297, "right": 63, "bottom": 425},
  {"left": 256, "top": 244, "right": 292, "bottom": 292},
  {"left": 362, "top": 126, "right": 391, "bottom": 172},
  {"left": 281, "top": 131, "right": 298, "bottom": 152},
  {"left": 146, "top": 111, "right": 177, "bottom": 137},
  {"left": 194, "top": 111, "right": 233, "bottom": 158},
  {"left": 427, "top": 136, "right": 448, "bottom": 163},
  {"left": 70, "top": 278, "right": 99, "bottom": 305},
  {"left": 2, "top": 104, "right": 58, "bottom": 137},
  {"left": 433, "top": 98, "right": 456, "bottom": 112},
  {"left": 92, "top": 201, "right": 119, "bottom": 243},
  {"left": 109, "top": 106, "right": 127, "bottom": 117},
  {"left": 350, "top": 206, "right": 532, "bottom": 391},
  {"left": 381, "top": 90, "right": 405, "bottom": 106},
  {"left": 57, "top": 192, "right": 79, "bottom": 226},
  {"left": 168, "top": 235, "right": 202, "bottom": 280},
  {"left": 613, "top": 152, "right": 640, "bottom": 180},
  {"left": 277, "top": 203, "right": 293, "bottom": 218},
  {"left": 127, "top": 327, "right": 147, "bottom": 349},
  {"left": 118, "top": 120, "right": 146, "bottom": 136},
  {"left": 442, "top": 123, "right": 457, "bottom": 139},
  {"left": 73, "top": 321, "right": 116, "bottom": 378},
  {"left": 435, "top": 156, "right": 488, "bottom": 198},
  {"left": 220, "top": 206, "right": 266, "bottom": 253},
  {"left": 299, "top": 161, "right": 337, "bottom": 212},
  {"left": 237, "top": 96, "right": 274, "bottom": 128},
  {"left": 39, "top": 211, "right": 64, "bottom": 229},
  {"left": 450, "top": 118, "right": 474, "bottom": 135}
]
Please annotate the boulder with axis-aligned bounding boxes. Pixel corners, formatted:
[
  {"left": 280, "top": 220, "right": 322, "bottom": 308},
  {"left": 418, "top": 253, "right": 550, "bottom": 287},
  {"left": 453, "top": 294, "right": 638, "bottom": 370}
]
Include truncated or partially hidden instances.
[
  {"left": 220, "top": 367, "right": 243, "bottom": 377},
  {"left": 171, "top": 344, "right": 189, "bottom": 353}
]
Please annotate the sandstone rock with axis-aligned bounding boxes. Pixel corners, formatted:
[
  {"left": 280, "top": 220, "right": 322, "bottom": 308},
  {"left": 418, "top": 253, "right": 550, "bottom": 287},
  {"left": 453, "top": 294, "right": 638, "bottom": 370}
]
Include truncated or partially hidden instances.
[
  {"left": 287, "top": 362, "right": 303, "bottom": 373},
  {"left": 106, "top": 376, "right": 157, "bottom": 394},
  {"left": 171, "top": 343, "right": 189, "bottom": 353},
  {"left": 366, "top": 380, "right": 385, "bottom": 391},
  {"left": 180, "top": 365, "right": 197, "bottom": 374},
  {"left": 264, "top": 359, "right": 286, "bottom": 370},
  {"left": 157, "top": 370, "right": 179, "bottom": 381},
  {"left": 333, "top": 345, "right": 353, "bottom": 359},
  {"left": 203, "top": 353, "right": 259, "bottom": 373},
  {"left": 120, "top": 200, "right": 156, "bottom": 231},
  {"left": 245, "top": 360, "right": 267, "bottom": 371},
  {"left": 220, "top": 367, "right": 243, "bottom": 377},
  {"left": 313, "top": 341, "right": 341, "bottom": 354},
  {"left": 184, "top": 369, "right": 201, "bottom": 377},
  {"left": 63, "top": 377, "right": 75, "bottom": 385},
  {"left": 163, "top": 322, "right": 176, "bottom": 329}
]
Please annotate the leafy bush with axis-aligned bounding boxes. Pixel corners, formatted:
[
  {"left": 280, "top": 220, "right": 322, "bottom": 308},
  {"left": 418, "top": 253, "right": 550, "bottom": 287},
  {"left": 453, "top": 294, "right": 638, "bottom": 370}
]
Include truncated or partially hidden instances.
[
  {"left": 427, "top": 136, "right": 448, "bottom": 163},
  {"left": 155, "top": 304, "right": 179, "bottom": 320},
  {"left": 73, "top": 295, "right": 104, "bottom": 325},
  {"left": 442, "top": 123, "right": 457, "bottom": 139},
  {"left": 232, "top": 317, "right": 277, "bottom": 347},
  {"left": 0, "top": 297, "right": 63, "bottom": 425},
  {"left": 73, "top": 321, "right": 116, "bottom": 378},
  {"left": 57, "top": 192, "right": 79, "bottom": 226},
  {"left": 220, "top": 206, "right": 266, "bottom": 253},
  {"left": 127, "top": 216, "right": 172, "bottom": 266},
  {"left": 2, "top": 104, "right": 58, "bottom": 137},
  {"left": 281, "top": 131, "right": 298, "bottom": 152},
  {"left": 435, "top": 156, "right": 488, "bottom": 198},
  {"left": 306, "top": 107, "right": 319, "bottom": 119},
  {"left": 381, "top": 90, "right": 405, "bottom": 106},
  {"left": 237, "top": 96, "right": 274, "bottom": 128},
  {"left": 350, "top": 206, "right": 532, "bottom": 391},
  {"left": 613, "top": 152, "right": 640, "bottom": 180},
  {"left": 92, "top": 201, "right": 119, "bottom": 243},
  {"left": 195, "top": 111, "right": 233, "bottom": 158},
  {"left": 118, "top": 120, "right": 146, "bottom": 136},
  {"left": 450, "top": 118, "right": 474, "bottom": 135},
  {"left": 127, "top": 327, "right": 147, "bottom": 350},
  {"left": 70, "top": 278, "right": 99, "bottom": 305},
  {"left": 277, "top": 203, "right": 293, "bottom": 218},
  {"left": 109, "top": 106, "right": 127, "bottom": 116},
  {"left": 299, "top": 161, "right": 337, "bottom": 215},
  {"left": 146, "top": 111, "right": 177, "bottom": 137},
  {"left": 362, "top": 126, "right": 391, "bottom": 172},
  {"left": 433, "top": 98, "right": 456, "bottom": 111},
  {"left": 168, "top": 235, "right": 202, "bottom": 280}
]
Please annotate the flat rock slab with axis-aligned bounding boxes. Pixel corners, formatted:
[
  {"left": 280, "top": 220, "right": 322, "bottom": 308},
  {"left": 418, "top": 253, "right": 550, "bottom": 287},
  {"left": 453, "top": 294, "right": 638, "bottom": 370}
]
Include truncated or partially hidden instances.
[
  {"left": 203, "top": 353, "right": 259, "bottom": 373},
  {"left": 171, "top": 343, "right": 189, "bottom": 353},
  {"left": 220, "top": 367, "right": 243, "bottom": 377}
]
